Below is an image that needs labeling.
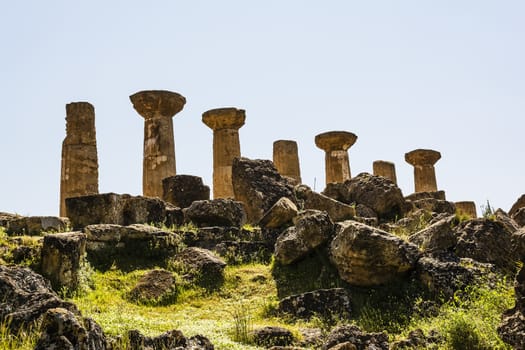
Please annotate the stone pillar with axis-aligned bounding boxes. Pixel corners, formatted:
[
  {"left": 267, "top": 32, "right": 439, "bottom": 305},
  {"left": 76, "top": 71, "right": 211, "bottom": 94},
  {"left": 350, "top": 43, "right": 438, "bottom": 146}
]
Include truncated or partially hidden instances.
[
  {"left": 60, "top": 102, "right": 99, "bottom": 217},
  {"left": 273, "top": 140, "right": 302, "bottom": 184},
  {"left": 456, "top": 201, "right": 477, "bottom": 218},
  {"left": 130, "top": 90, "right": 186, "bottom": 198},
  {"left": 405, "top": 149, "right": 441, "bottom": 193},
  {"left": 373, "top": 160, "right": 397, "bottom": 184},
  {"left": 202, "top": 108, "right": 245, "bottom": 199},
  {"left": 315, "top": 131, "right": 357, "bottom": 185}
]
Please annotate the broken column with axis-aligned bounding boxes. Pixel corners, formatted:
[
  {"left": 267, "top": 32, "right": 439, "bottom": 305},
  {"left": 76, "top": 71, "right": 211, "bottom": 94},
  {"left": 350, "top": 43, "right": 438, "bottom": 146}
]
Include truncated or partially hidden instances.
[
  {"left": 315, "top": 131, "right": 357, "bottom": 185},
  {"left": 273, "top": 140, "right": 302, "bottom": 184},
  {"left": 405, "top": 149, "right": 441, "bottom": 193},
  {"left": 202, "top": 108, "right": 245, "bottom": 199},
  {"left": 373, "top": 160, "right": 397, "bottom": 184},
  {"left": 60, "top": 102, "right": 99, "bottom": 217},
  {"left": 455, "top": 201, "right": 477, "bottom": 218},
  {"left": 130, "top": 90, "right": 186, "bottom": 198}
]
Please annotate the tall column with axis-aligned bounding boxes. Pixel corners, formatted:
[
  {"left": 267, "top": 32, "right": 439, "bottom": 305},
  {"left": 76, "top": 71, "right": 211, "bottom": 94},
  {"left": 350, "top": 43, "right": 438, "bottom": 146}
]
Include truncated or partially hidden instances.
[
  {"left": 202, "top": 108, "right": 245, "bottom": 199},
  {"left": 130, "top": 90, "right": 186, "bottom": 198},
  {"left": 315, "top": 131, "right": 357, "bottom": 185},
  {"left": 60, "top": 102, "right": 99, "bottom": 217},
  {"left": 405, "top": 149, "right": 441, "bottom": 193},
  {"left": 455, "top": 201, "right": 477, "bottom": 218},
  {"left": 273, "top": 140, "right": 302, "bottom": 184},
  {"left": 373, "top": 160, "right": 397, "bottom": 184}
]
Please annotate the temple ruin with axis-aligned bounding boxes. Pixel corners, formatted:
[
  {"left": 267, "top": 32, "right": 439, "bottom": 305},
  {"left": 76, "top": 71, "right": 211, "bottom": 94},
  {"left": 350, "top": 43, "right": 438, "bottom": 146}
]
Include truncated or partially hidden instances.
[
  {"left": 273, "top": 140, "right": 302, "bottom": 184},
  {"left": 455, "top": 201, "right": 477, "bottom": 218},
  {"left": 405, "top": 148, "right": 441, "bottom": 193},
  {"left": 315, "top": 131, "right": 357, "bottom": 185},
  {"left": 202, "top": 107, "right": 245, "bottom": 199},
  {"left": 59, "top": 102, "right": 99, "bottom": 217},
  {"left": 130, "top": 90, "right": 186, "bottom": 198},
  {"left": 373, "top": 160, "right": 397, "bottom": 184}
]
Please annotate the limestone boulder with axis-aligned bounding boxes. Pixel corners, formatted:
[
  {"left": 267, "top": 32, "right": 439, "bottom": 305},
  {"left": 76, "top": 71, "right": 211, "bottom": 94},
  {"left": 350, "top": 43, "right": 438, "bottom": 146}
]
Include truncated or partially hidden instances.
[
  {"left": 405, "top": 190, "right": 446, "bottom": 201},
  {"left": 184, "top": 198, "right": 246, "bottom": 227},
  {"left": 176, "top": 247, "right": 226, "bottom": 287},
  {"left": 6, "top": 216, "right": 69, "bottom": 235},
  {"left": 330, "top": 221, "right": 420, "bottom": 286},
  {"left": 512, "top": 207, "right": 525, "bottom": 227},
  {"left": 409, "top": 198, "right": 456, "bottom": 216},
  {"left": 408, "top": 215, "right": 457, "bottom": 253},
  {"left": 391, "top": 329, "right": 442, "bottom": 350},
  {"left": 322, "top": 324, "right": 389, "bottom": 350},
  {"left": 41, "top": 232, "right": 87, "bottom": 291},
  {"left": 128, "top": 269, "right": 177, "bottom": 305},
  {"left": 323, "top": 173, "right": 406, "bottom": 221},
  {"left": 232, "top": 157, "right": 297, "bottom": 223},
  {"left": 35, "top": 307, "right": 107, "bottom": 350},
  {"left": 295, "top": 185, "right": 356, "bottom": 222},
  {"left": 251, "top": 326, "right": 295, "bottom": 348},
  {"left": 259, "top": 197, "right": 298, "bottom": 229},
  {"left": 0, "top": 265, "right": 78, "bottom": 333},
  {"left": 274, "top": 210, "right": 334, "bottom": 265},
  {"left": 0, "top": 212, "right": 20, "bottom": 228},
  {"left": 127, "top": 329, "right": 214, "bottom": 350},
  {"left": 454, "top": 218, "right": 519, "bottom": 272},
  {"left": 510, "top": 194, "right": 525, "bottom": 217},
  {"left": 495, "top": 208, "right": 520, "bottom": 233},
  {"left": 162, "top": 175, "right": 210, "bottom": 208},
  {"left": 278, "top": 288, "right": 352, "bottom": 320},
  {"left": 498, "top": 265, "right": 525, "bottom": 348},
  {"left": 214, "top": 241, "right": 272, "bottom": 264}
]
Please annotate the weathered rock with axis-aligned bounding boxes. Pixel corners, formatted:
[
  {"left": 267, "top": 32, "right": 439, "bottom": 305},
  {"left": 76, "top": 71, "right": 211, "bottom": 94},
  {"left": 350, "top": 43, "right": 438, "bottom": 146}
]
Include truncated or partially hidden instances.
[
  {"left": 0, "top": 212, "right": 21, "bottom": 228},
  {"left": 512, "top": 207, "right": 525, "bottom": 227},
  {"left": 6, "top": 216, "right": 70, "bottom": 235},
  {"left": 278, "top": 288, "right": 351, "bottom": 320},
  {"left": 184, "top": 199, "right": 246, "bottom": 227},
  {"left": 330, "top": 221, "right": 420, "bottom": 286},
  {"left": 66, "top": 193, "right": 169, "bottom": 229},
  {"left": 128, "top": 269, "right": 177, "bottom": 305},
  {"left": 41, "top": 232, "right": 87, "bottom": 291},
  {"left": 405, "top": 190, "right": 446, "bottom": 202},
  {"left": 127, "top": 328, "right": 213, "bottom": 350},
  {"left": 165, "top": 204, "right": 185, "bottom": 227},
  {"left": 176, "top": 247, "right": 226, "bottom": 287},
  {"left": 408, "top": 215, "right": 456, "bottom": 253},
  {"left": 295, "top": 185, "right": 355, "bottom": 222},
  {"left": 455, "top": 201, "right": 477, "bottom": 219},
  {"left": 0, "top": 265, "right": 78, "bottom": 333},
  {"left": 323, "top": 173, "right": 406, "bottom": 221},
  {"left": 214, "top": 240, "right": 272, "bottom": 264},
  {"left": 162, "top": 175, "right": 210, "bottom": 208},
  {"left": 455, "top": 218, "right": 519, "bottom": 272},
  {"left": 85, "top": 224, "right": 181, "bottom": 270},
  {"left": 510, "top": 194, "right": 525, "bottom": 217},
  {"left": 322, "top": 324, "right": 389, "bottom": 350},
  {"left": 391, "top": 328, "right": 442, "bottom": 349},
  {"left": 499, "top": 265, "right": 525, "bottom": 349},
  {"left": 495, "top": 208, "right": 520, "bottom": 233},
  {"left": 251, "top": 326, "right": 295, "bottom": 347},
  {"left": 410, "top": 198, "right": 456, "bottom": 216},
  {"left": 274, "top": 210, "right": 334, "bottom": 265},
  {"left": 327, "top": 342, "right": 357, "bottom": 350},
  {"left": 35, "top": 307, "right": 107, "bottom": 350},
  {"left": 259, "top": 197, "right": 298, "bottom": 229},
  {"left": 232, "top": 157, "right": 297, "bottom": 223},
  {"left": 417, "top": 254, "right": 495, "bottom": 300}
]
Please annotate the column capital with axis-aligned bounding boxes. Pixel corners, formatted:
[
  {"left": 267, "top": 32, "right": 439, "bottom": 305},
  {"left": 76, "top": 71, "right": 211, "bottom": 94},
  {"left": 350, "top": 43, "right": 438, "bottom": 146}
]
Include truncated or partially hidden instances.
[
  {"left": 202, "top": 107, "right": 245, "bottom": 130},
  {"left": 315, "top": 131, "right": 357, "bottom": 152},
  {"left": 130, "top": 90, "right": 186, "bottom": 119},
  {"left": 405, "top": 149, "right": 441, "bottom": 166}
]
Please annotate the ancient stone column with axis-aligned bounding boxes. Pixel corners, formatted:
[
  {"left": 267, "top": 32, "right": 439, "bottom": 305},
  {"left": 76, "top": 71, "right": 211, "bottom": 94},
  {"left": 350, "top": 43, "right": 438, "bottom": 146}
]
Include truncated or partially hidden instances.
[
  {"left": 273, "top": 140, "right": 302, "bottom": 184},
  {"left": 202, "top": 108, "right": 245, "bottom": 199},
  {"left": 405, "top": 149, "right": 441, "bottom": 193},
  {"left": 60, "top": 102, "right": 99, "bottom": 217},
  {"left": 373, "top": 160, "right": 397, "bottom": 184},
  {"left": 455, "top": 201, "right": 477, "bottom": 218},
  {"left": 130, "top": 90, "right": 186, "bottom": 198},
  {"left": 315, "top": 131, "right": 357, "bottom": 185}
]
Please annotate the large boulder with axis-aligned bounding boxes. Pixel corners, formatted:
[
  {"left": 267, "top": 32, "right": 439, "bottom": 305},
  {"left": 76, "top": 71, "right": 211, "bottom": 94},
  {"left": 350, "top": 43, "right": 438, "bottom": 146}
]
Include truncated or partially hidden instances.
[
  {"left": 232, "top": 157, "right": 297, "bottom": 223},
  {"left": 296, "top": 185, "right": 356, "bottom": 222},
  {"left": 6, "top": 216, "right": 69, "bottom": 236},
  {"left": 66, "top": 193, "right": 169, "bottom": 229},
  {"left": 41, "top": 232, "right": 87, "bottom": 291},
  {"left": 127, "top": 329, "right": 214, "bottom": 350},
  {"left": 330, "top": 221, "right": 420, "bottom": 286},
  {"left": 323, "top": 173, "right": 406, "bottom": 221},
  {"left": 499, "top": 265, "right": 525, "bottom": 348},
  {"left": 274, "top": 210, "right": 334, "bottom": 265},
  {"left": 35, "top": 307, "right": 107, "bottom": 350},
  {"left": 322, "top": 324, "right": 389, "bottom": 350},
  {"left": 0, "top": 212, "right": 20, "bottom": 228},
  {"left": 512, "top": 208, "right": 525, "bottom": 227},
  {"left": 258, "top": 197, "right": 298, "bottom": 229},
  {"left": 175, "top": 247, "right": 226, "bottom": 287},
  {"left": 183, "top": 199, "right": 246, "bottom": 227},
  {"left": 454, "top": 218, "right": 519, "bottom": 272},
  {"left": 278, "top": 288, "right": 352, "bottom": 320},
  {"left": 408, "top": 215, "right": 457, "bottom": 253},
  {"left": 251, "top": 326, "right": 295, "bottom": 348},
  {"left": 0, "top": 265, "right": 78, "bottom": 333},
  {"left": 128, "top": 269, "right": 178, "bottom": 305},
  {"left": 510, "top": 194, "right": 525, "bottom": 217},
  {"left": 409, "top": 198, "right": 456, "bottom": 216},
  {"left": 162, "top": 175, "right": 210, "bottom": 208}
]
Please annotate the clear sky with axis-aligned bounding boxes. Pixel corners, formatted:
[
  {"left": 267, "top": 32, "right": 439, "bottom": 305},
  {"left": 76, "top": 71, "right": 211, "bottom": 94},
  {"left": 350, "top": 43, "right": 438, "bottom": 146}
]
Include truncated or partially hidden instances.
[{"left": 1, "top": 1, "right": 524, "bottom": 216}]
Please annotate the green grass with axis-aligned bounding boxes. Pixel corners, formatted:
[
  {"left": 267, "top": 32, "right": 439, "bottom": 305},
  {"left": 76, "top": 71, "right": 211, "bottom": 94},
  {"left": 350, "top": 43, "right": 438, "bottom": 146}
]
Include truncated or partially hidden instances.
[{"left": 0, "top": 320, "right": 39, "bottom": 350}]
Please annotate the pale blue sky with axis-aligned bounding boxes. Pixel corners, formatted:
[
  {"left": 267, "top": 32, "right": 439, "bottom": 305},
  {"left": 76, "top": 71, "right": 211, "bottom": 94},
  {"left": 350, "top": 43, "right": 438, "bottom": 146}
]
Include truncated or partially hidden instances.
[{"left": 1, "top": 1, "right": 524, "bottom": 216}]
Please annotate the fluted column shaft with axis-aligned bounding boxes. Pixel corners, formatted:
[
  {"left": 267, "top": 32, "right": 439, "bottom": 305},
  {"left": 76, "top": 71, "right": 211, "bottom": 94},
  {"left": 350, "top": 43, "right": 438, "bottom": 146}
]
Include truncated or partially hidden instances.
[
  {"left": 273, "top": 140, "right": 301, "bottom": 184},
  {"left": 405, "top": 149, "right": 441, "bottom": 193},
  {"left": 315, "top": 131, "right": 357, "bottom": 185}
]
